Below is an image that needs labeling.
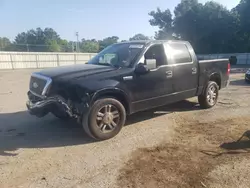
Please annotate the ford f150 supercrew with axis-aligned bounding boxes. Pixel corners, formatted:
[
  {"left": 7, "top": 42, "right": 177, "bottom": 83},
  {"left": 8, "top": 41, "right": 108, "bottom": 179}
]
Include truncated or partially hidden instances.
[{"left": 26, "top": 40, "right": 230, "bottom": 140}]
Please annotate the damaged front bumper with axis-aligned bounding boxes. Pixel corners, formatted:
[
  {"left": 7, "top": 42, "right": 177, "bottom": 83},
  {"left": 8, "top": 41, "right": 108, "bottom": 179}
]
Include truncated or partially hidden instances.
[{"left": 26, "top": 96, "right": 78, "bottom": 118}]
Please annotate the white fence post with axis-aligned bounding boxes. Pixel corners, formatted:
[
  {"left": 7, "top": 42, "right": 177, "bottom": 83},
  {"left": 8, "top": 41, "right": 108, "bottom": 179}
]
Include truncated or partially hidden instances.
[
  {"left": 56, "top": 54, "right": 60, "bottom": 67},
  {"left": 74, "top": 54, "right": 77, "bottom": 64},
  {"left": 9, "top": 54, "right": 14, "bottom": 70},
  {"left": 35, "top": 54, "right": 38, "bottom": 68}
]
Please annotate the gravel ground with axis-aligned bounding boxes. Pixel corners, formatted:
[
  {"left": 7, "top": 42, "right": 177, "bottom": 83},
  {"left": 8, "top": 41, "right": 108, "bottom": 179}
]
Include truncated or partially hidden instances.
[{"left": 0, "top": 70, "right": 249, "bottom": 188}]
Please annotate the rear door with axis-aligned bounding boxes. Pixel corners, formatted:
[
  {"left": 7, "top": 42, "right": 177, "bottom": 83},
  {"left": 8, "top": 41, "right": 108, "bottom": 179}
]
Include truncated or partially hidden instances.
[{"left": 167, "top": 42, "right": 198, "bottom": 99}]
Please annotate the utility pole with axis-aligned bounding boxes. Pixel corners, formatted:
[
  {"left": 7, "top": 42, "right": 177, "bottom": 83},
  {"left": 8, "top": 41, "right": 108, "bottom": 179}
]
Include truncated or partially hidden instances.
[
  {"left": 26, "top": 44, "right": 29, "bottom": 52},
  {"left": 25, "top": 36, "right": 29, "bottom": 52},
  {"left": 71, "top": 42, "right": 74, "bottom": 52},
  {"left": 75, "top": 32, "right": 79, "bottom": 52}
]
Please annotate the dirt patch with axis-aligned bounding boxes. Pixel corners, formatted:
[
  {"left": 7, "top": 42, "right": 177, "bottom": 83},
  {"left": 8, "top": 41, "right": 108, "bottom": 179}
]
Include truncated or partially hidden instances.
[
  {"left": 118, "top": 144, "right": 218, "bottom": 188},
  {"left": 174, "top": 116, "right": 250, "bottom": 145},
  {"left": 117, "top": 116, "right": 250, "bottom": 188}
]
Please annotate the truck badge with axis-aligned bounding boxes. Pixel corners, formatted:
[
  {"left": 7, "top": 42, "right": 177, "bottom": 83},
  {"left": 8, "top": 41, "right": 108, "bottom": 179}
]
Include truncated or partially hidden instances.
[{"left": 33, "top": 82, "right": 39, "bottom": 89}]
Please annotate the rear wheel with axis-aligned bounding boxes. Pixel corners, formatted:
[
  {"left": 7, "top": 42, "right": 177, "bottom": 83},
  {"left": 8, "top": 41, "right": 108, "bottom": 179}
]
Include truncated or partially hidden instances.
[
  {"left": 198, "top": 81, "right": 219, "bottom": 109},
  {"left": 82, "top": 98, "right": 126, "bottom": 140}
]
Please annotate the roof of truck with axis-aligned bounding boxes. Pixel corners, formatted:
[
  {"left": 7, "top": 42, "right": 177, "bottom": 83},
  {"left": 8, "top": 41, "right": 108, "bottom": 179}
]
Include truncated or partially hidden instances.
[{"left": 119, "top": 40, "right": 189, "bottom": 45}]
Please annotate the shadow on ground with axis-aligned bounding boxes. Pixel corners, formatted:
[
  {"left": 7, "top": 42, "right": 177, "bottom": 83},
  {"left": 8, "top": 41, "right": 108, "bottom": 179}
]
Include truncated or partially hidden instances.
[
  {"left": 220, "top": 140, "right": 250, "bottom": 150},
  {"left": 201, "top": 130, "right": 250, "bottom": 158},
  {"left": 221, "top": 130, "right": 250, "bottom": 151},
  {"left": 0, "top": 100, "right": 199, "bottom": 156}
]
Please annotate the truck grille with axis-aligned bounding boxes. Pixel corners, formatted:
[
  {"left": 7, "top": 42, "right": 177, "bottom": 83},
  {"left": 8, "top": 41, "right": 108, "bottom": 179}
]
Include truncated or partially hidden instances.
[{"left": 29, "top": 74, "right": 51, "bottom": 96}]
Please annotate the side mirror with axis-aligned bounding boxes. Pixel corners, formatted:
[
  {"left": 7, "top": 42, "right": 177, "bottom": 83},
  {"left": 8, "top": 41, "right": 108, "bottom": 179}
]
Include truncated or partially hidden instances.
[
  {"left": 145, "top": 59, "right": 157, "bottom": 70},
  {"left": 135, "top": 59, "right": 157, "bottom": 75},
  {"left": 135, "top": 63, "right": 148, "bottom": 74}
]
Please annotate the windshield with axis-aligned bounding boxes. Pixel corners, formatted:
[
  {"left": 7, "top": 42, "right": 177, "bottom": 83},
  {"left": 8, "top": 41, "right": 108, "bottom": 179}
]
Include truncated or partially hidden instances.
[{"left": 87, "top": 43, "right": 145, "bottom": 67}]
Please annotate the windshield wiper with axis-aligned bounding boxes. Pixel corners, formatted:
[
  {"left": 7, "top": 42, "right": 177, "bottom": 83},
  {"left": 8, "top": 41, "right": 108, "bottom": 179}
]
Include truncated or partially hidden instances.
[
  {"left": 97, "top": 63, "right": 113, "bottom": 67},
  {"left": 97, "top": 63, "right": 120, "bottom": 68}
]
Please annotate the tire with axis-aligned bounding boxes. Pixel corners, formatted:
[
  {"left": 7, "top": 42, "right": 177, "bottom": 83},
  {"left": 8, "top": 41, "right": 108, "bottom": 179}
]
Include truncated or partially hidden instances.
[
  {"left": 82, "top": 98, "right": 126, "bottom": 140},
  {"left": 198, "top": 81, "right": 219, "bottom": 109}
]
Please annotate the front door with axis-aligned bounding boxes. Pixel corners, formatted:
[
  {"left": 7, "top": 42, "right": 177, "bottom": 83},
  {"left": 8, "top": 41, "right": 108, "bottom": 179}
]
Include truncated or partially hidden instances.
[{"left": 129, "top": 44, "right": 174, "bottom": 112}]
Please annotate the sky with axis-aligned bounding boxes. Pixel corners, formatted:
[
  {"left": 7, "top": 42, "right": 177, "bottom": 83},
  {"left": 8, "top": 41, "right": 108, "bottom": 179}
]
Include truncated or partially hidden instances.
[{"left": 0, "top": 0, "right": 240, "bottom": 41}]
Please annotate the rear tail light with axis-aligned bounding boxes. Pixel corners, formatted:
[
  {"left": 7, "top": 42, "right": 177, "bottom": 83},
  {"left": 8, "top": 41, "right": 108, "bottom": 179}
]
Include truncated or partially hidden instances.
[{"left": 227, "top": 63, "right": 230, "bottom": 75}]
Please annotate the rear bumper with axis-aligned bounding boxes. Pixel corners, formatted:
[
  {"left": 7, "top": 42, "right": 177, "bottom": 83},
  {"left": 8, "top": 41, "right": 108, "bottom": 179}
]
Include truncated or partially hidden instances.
[
  {"left": 221, "top": 79, "right": 230, "bottom": 89},
  {"left": 26, "top": 96, "right": 76, "bottom": 118}
]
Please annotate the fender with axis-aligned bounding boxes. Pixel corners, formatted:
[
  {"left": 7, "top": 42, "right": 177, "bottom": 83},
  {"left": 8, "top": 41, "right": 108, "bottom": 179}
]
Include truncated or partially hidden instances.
[
  {"left": 200, "top": 72, "right": 222, "bottom": 95},
  {"left": 207, "top": 72, "right": 222, "bottom": 87},
  {"left": 91, "top": 87, "right": 131, "bottom": 114}
]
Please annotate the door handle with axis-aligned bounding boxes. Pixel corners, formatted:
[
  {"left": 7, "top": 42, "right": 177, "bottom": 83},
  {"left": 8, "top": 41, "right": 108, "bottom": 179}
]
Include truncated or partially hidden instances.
[
  {"left": 166, "top": 71, "right": 173, "bottom": 78},
  {"left": 192, "top": 67, "right": 197, "bottom": 74}
]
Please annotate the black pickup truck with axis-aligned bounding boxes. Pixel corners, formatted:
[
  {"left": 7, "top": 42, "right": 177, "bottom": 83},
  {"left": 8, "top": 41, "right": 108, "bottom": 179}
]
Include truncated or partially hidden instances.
[{"left": 26, "top": 40, "right": 230, "bottom": 140}]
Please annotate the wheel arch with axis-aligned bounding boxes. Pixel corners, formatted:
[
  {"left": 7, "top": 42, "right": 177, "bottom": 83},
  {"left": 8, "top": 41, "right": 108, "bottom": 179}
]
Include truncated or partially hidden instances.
[
  {"left": 91, "top": 88, "right": 131, "bottom": 114},
  {"left": 208, "top": 72, "right": 221, "bottom": 89}
]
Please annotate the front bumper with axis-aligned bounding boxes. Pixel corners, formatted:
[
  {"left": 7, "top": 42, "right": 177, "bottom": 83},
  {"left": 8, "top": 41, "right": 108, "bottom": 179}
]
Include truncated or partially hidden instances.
[{"left": 26, "top": 96, "right": 77, "bottom": 118}]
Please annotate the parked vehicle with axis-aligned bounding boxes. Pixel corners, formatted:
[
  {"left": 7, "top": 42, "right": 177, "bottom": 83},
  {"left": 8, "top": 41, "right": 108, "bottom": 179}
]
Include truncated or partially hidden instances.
[
  {"left": 245, "top": 69, "right": 250, "bottom": 83},
  {"left": 26, "top": 40, "right": 230, "bottom": 140}
]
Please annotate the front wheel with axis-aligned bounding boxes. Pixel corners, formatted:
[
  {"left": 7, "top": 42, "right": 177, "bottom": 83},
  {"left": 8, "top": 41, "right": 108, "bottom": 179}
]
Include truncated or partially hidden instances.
[
  {"left": 82, "top": 98, "right": 126, "bottom": 140},
  {"left": 198, "top": 81, "right": 219, "bottom": 109}
]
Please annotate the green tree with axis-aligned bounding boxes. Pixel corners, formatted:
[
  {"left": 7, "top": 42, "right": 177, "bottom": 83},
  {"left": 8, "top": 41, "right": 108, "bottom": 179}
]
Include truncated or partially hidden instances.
[
  {"left": 199, "top": 2, "right": 239, "bottom": 53},
  {"left": 149, "top": 8, "right": 174, "bottom": 39},
  {"left": 173, "top": 0, "right": 203, "bottom": 44},
  {"left": 0, "top": 37, "right": 12, "bottom": 51},
  {"left": 149, "top": 0, "right": 240, "bottom": 54},
  {"left": 14, "top": 27, "right": 62, "bottom": 52},
  {"left": 80, "top": 39, "right": 99, "bottom": 53},
  {"left": 234, "top": 0, "right": 250, "bottom": 52},
  {"left": 98, "top": 36, "right": 119, "bottom": 51},
  {"left": 45, "top": 40, "right": 60, "bottom": 52},
  {"left": 129, "top": 34, "right": 149, "bottom": 41}
]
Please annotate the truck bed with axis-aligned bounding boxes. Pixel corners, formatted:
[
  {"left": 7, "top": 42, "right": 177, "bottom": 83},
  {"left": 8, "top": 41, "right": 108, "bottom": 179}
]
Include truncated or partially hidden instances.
[{"left": 198, "top": 59, "right": 230, "bottom": 94}]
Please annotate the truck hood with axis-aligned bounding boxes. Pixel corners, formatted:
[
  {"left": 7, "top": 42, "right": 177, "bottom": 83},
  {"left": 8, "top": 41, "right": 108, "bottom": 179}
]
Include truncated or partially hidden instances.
[{"left": 38, "top": 64, "right": 116, "bottom": 80}]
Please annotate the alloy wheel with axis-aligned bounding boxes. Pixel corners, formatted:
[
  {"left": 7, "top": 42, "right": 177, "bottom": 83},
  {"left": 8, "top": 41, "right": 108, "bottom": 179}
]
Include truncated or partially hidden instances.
[
  {"left": 207, "top": 84, "right": 218, "bottom": 105},
  {"left": 96, "top": 104, "right": 120, "bottom": 133}
]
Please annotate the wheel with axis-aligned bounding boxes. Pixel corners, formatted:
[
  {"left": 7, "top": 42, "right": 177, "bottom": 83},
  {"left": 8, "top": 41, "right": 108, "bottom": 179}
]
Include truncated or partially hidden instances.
[
  {"left": 198, "top": 81, "right": 219, "bottom": 109},
  {"left": 82, "top": 98, "right": 126, "bottom": 140}
]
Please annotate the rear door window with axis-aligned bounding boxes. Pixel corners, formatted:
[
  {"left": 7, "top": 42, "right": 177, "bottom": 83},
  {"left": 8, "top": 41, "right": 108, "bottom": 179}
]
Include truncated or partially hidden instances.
[{"left": 168, "top": 43, "right": 192, "bottom": 64}]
